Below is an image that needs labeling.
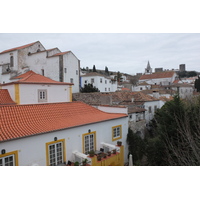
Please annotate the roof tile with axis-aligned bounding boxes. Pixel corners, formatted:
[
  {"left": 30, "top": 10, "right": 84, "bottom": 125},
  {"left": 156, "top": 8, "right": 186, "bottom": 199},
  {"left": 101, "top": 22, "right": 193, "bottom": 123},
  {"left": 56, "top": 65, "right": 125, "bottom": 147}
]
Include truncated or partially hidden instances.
[{"left": 0, "top": 102, "right": 127, "bottom": 142}]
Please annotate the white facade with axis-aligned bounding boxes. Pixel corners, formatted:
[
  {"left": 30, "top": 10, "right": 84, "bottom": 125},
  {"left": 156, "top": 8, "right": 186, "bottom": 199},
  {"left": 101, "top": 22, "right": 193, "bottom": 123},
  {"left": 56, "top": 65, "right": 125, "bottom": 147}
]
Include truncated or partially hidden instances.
[
  {"left": 0, "top": 117, "right": 128, "bottom": 166},
  {"left": 144, "top": 100, "right": 160, "bottom": 123},
  {"left": 1, "top": 83, "right": 71, "bottom": 105},
  {"left": 81, "top": 73, "right": 117, "bottom": 92},
  {"left": 139, "top": 72, "right": 177, "bottom": 86},
  {"left": 0, "top": 42, "right": 80, "bottom": 93}
]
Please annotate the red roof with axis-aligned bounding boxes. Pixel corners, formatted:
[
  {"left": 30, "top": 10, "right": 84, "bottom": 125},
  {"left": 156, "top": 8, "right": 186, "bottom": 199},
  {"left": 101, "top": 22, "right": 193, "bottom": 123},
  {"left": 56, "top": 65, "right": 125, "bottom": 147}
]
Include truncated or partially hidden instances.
[
  {"left": 2, "top": 71, "right": 73, "bottom": 86},
  {"left": 0, "top": 102, "right": 127, "bottom": 142},
  {"left": 0, "top": 41, "right": 39, "bottom": 54},
  {"left": 140, "top": 71, "right": 176, "bottom": 80},
  {"left": 0, "top": 89, "right": 16, "bottom": 105}
]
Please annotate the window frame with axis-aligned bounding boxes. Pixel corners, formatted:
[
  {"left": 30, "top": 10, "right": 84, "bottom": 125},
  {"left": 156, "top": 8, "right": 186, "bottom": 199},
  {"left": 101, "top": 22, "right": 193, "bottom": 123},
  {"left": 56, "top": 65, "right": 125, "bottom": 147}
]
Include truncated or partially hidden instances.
[
  {"left": 46, "top": 139, "right": 66, "bottom": 166},
  {"left": 38, "top": 89, "right": 47, "bottom": 102},
  {"left": 112, "top": 125, "right": 122, "bottom": 141},
  {"left": 82, "top": 131, "right": 96, "bottom": 154},
  {"left": 0, "top": 150, "right": 18, "bottom": 166}
]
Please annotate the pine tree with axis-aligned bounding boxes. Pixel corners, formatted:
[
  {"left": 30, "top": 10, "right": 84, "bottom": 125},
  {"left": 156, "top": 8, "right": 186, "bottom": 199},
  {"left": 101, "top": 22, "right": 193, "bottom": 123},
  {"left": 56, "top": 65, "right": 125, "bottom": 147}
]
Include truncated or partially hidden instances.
[{"left": 93, "top": 65, "right": 97, "bottom": 72}]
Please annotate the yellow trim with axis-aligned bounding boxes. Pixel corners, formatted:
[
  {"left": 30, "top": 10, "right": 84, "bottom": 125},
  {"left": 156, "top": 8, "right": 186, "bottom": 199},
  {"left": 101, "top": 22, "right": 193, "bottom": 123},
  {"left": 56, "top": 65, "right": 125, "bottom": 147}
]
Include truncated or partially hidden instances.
[
  {"left": 14, "top": 84, "right": 20, "bottom": 104},
  {"left": 82, "top": 131, "right": 96, "bottom": 154},
  {"left": 112, "top": 125, "right": 122, "bottom": 141},
  {"left": 0, "top": 150, "right": 19, "bottom": 166},
  {"left": 46, "top": 139, "right": 66, "bottom": 166},
  {"left": 69, "top": 86, "right": 72, "bottom": 102}
]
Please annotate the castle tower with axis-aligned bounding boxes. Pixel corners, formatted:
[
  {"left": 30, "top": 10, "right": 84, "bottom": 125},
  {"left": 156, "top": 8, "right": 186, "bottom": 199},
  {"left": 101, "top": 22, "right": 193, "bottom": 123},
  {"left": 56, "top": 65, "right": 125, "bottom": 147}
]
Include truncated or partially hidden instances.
[{"left": 145, "top": 61, "right": 152, "bottom": 74}]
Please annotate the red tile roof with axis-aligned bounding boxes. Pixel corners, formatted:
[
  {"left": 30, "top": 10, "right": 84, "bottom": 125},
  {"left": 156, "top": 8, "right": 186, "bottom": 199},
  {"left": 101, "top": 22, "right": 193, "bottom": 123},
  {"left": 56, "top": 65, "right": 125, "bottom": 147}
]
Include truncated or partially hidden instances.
[
  {"left": 139, "top": 71, "right": 176, "bottom": 80},
  {"left": 3, "top": 71, "right": 73, "bottom": 86},
  {"left": 0, "top": 102, "right": 127, "bottom": 142},
  {"left": 0, "top": 41, "right": 39, "bottom": 54},
  {"left": 0, "top": 89, "right": 16, "bottom": 105}
]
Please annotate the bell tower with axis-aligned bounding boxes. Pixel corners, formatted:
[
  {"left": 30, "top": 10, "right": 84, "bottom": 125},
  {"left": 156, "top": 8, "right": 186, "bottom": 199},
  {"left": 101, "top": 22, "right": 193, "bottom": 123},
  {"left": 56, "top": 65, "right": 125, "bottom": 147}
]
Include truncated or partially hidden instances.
[{"left": 145, "top": 61, "right": 152, "bottom": 74}]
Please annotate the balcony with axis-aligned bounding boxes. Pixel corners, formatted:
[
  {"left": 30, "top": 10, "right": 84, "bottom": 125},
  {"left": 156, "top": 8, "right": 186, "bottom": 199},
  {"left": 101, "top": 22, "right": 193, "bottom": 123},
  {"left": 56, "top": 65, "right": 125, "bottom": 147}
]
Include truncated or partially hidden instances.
[{"left": 66, "top": 142, "right": 124, "bottom": 166}]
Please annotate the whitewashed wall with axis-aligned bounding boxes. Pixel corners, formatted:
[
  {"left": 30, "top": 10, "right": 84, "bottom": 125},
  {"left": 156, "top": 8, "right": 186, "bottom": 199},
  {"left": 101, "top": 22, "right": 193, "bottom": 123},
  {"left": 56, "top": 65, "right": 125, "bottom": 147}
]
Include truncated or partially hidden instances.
[
  {"left": 63, "top": 52, "right": 80, "bottom": 93},
  {"left": 81, "top": 75, "right": 117, "bottom": 92},
  {"left": 0, "top": 117, "right": 128, "bottom": 165},
  {"left": 1, "top": 83, "right": 71, "bottom": 104}
]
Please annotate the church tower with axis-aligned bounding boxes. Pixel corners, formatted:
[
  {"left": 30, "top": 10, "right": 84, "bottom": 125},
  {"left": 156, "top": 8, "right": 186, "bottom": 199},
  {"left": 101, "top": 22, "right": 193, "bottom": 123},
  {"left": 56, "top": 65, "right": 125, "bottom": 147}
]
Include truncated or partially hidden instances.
[{"left": 145, "top": 61, "right": 152, "bottom": 74}]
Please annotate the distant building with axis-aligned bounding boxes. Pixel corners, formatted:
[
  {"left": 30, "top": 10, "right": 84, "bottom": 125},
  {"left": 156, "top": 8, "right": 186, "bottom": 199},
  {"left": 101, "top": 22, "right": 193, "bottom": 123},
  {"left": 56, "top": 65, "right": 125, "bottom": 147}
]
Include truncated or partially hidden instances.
[
  {"left": 179, "top": 64, "right": 186, "bottom": 72},
  {"left": 0, "top": 41, "right": 80, "bottom": 93},
  {"left": 155, "top": 68, "right": 163, "bottom": 72},
  {"left": 145, "top": 61, "right": 152, "bottom": 74},
  {"left": 139, "top": 71, "right": 177, "bottom": 85},
  {"left": 81, "top": 72, "right": 117, "bottom": 92}
]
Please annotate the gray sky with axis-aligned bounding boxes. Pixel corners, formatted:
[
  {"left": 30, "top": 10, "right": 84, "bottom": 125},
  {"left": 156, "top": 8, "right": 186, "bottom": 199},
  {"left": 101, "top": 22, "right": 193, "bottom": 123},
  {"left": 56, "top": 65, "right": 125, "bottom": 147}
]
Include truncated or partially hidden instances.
[{"left": 1, "top": 33, "right": 200, "bottom": 75}]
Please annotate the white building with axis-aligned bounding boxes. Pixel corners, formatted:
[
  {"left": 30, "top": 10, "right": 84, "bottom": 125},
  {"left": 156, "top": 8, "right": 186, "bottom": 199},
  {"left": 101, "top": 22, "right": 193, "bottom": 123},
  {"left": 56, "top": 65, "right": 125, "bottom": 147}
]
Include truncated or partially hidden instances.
[
  {"left": 0, "top": 101, "right": 128, "bottom": 166},
  {"left": 0, "top": 41, "right": 80, "bottom": 93},
  {"left": 139, "top": 71, "right": 177, "bottom": 86},
  {"left": 81, "top": 72, "right": 117, "bottom": 92},
  {"left": 0, "top": 70, "right": 73, "bottom": 104}
]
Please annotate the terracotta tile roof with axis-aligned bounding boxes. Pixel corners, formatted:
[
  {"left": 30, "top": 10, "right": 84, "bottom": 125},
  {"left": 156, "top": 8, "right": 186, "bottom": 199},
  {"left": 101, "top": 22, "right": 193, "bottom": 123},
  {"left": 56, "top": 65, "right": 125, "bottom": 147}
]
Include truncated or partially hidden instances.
[
  {"left": 121, "top": 88, "right": 130, "bottom": 91},
  {"left": 3, "top": 71, "right": 73, "bottom": 86},
  {"left": 0, "top": 101, "right": 127, "bottom": 142},
  {"left": 128, "top": 107, "right": 146, "bottom": 113},
  {"left": 0, "top": 41, "right": 39, "bottom": 54},
  {"left": 0, "top": 89, "right": 16, "bottom": 105},
  {"left": 139, "top": 71, "right": 176, "bottom": 80}
]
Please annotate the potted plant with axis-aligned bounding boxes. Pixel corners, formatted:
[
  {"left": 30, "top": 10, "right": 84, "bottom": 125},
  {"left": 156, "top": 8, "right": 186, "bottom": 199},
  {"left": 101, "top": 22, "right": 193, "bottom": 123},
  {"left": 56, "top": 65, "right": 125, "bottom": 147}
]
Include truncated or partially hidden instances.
[
  {"left": 112, "top": 149, "right": 116, "bottom": 154},
  {"left": 97, "top": 155, "right": 101, "bottom": 161},
  {"left": 103, "top": 153, "right": 107, "bottom": 159},
  {"left": 117, "top": 141, "right": 122, "bottom": 146},
  {"left": 107, "top": 151, "right": 111, "bottom": 156},
  {"left": 74, "top": 161, "right": 79, "bottom": 166},
  {"left": 82, "top": 159, "right": 88, "bottom": 166},
  {"left": 88, "top": 150, "right": 95, "bottom": 157}
]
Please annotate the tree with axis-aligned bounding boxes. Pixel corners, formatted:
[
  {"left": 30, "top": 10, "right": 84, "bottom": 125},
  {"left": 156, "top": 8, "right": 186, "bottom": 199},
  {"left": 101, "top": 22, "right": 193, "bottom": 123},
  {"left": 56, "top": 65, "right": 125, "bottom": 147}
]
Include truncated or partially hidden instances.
[
  {"left": 105, "top": 66, "right": 109, "bottom": 76},
  {"left": 93, "top": 65, "right": 97, "bottom": 72},
  {"left": 80, "top": 83, "right": 100, "bottom": 93},
  {"left": 126, "top": 128, "right": 146, "bottom": 165},
  {"left": 152, "top": 95, "right": 200, "bottom": 165},
  {"left": 194, "top": 76, "right": 200, "bottom": 92}
]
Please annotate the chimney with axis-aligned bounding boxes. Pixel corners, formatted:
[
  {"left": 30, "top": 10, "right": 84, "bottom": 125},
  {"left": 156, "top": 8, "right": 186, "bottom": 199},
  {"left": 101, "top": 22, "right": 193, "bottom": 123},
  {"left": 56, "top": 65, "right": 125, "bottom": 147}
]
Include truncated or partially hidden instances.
[{"left": 152, "top": 91, "right": 159, "bottom": 99}]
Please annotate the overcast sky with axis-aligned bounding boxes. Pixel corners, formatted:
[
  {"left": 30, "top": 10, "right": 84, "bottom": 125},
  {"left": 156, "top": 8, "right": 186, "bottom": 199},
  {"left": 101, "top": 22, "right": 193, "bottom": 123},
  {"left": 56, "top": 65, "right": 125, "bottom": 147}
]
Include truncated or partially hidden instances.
[{"left": 1, "top": 33, "right": 200, "bottom": 75}]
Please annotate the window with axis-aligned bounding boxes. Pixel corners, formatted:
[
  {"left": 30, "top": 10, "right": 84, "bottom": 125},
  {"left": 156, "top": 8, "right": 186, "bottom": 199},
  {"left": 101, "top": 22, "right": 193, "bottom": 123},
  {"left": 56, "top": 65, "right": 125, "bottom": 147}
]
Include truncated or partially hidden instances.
[
  {"left": 70, "top": 78, "right": 73, "bottom": 84},
  {"left": 38, "top": 89, "right": 47, "bottom": 102},
  {"left": 129, "top": 114, "right": 132, "bottom": 119},
  {"left": 0, "top": 151, "right": 18, "bottom": 166},
  {"left": 64, "top": 68, "right": 67, "bottom": 73},
  {"left": 82, "top": 131, "right": 96, "bottom": 154},
  {"left": 85, "top": 80, "right": 87, "bottom": 84},
  {"left": 41, "top": 69, "right": 44, "bottom": 76},
  {"left": 76, "top": 70, "right": 78, "bottom": 75},
  {"left": 91, "top": 78, "right": 94, "bottom": 84},
  {"left": 108, "top": 88, "right": 110, "bottom": 91},
  {"left": 46, "top": 139, "right": 65, "bottom": 166},
  {"left": 100, "top": 78, "right": 102, "bottom": 83},
  {"left": 154, "top": 105, "right": 157, "bottom": 111},
  {"left": 149, "top": 106, "right": 152, "bottom": 113},
  {"left": 10, "top": 56, "right": 14, "bottom": 67},
  {"left": 105, "top": 88, "right": 107, "bottom": 91},
  {"left": 112, "top": 125, "right": 122, "bottom": 141}
]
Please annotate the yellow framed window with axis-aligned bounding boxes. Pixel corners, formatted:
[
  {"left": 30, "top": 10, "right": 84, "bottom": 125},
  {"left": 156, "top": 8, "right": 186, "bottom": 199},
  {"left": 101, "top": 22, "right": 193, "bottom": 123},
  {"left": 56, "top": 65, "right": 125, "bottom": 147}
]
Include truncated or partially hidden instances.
[
  {"left": 112, "top": 125, "right": 122, "bottom": 141},
  {"left": 82, "top": 131, "right": 96, "bottom": 154},
  {"left": 0, "top": 151, "right": 18, "bottom": 166},
  {"left": 46, "top": 139, "right": 66, "bottom": 166}
]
